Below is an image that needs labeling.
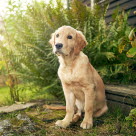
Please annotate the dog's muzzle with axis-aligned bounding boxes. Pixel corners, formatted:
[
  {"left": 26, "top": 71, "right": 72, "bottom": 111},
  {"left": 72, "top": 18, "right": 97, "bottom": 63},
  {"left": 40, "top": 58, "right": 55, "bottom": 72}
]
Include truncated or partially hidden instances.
[{"left": 55, "top": 43, "right": 63, "bottom": 49}]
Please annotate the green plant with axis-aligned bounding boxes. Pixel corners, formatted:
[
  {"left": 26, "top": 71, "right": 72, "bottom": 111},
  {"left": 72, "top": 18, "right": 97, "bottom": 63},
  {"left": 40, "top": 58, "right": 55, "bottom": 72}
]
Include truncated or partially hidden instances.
[
  {"left": 126, "top": 108, "right": 136, "bottom": 128},
  {"left": 127, "top": 28, "right": 136, "bottom": 57},
  {"left": 2, "top": 0, "right": 102, "bottom": 99},
  {"left": 1, "top": 0, "right": 136, "bottom": 100},
  {"left": 0, "top": 29, "right": 20, "bottom": 102},
  {"left": 84, "top": 10, "right": 136, "bottom": 83}
]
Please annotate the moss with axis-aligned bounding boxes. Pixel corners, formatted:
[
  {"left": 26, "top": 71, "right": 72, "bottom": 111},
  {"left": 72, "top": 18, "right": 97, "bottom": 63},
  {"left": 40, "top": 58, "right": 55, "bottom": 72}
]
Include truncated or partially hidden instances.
[{"left": 0, "top": 104, "right": 136, "bottom": 136}]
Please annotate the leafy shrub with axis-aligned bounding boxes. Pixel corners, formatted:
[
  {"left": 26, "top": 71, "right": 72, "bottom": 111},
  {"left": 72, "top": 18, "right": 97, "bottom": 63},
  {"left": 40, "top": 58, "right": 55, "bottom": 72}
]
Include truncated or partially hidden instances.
[
  {"left": 127, "top": 28, "right": 136, "bottom": 57},
  {"left": 85, "top": 10, "right": 136, "bottom": 83},
  {"left": 126, "top": 108, "right": 136, "bottom": 129},
  {"left": 1, "top": 0, "right": 136, "bottom": 99}
]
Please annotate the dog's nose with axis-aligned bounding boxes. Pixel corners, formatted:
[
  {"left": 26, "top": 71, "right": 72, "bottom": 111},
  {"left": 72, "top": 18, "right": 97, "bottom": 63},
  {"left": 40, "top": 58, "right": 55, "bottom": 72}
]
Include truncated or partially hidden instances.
[{"left": 55, "top": 43, "right": 63, "bottom": 49}]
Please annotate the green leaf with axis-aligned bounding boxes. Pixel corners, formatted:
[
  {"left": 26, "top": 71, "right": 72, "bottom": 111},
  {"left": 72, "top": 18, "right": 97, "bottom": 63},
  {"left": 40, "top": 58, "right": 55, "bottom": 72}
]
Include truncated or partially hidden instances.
[
  {"left": 131, "top": 39, "right": 136, "bottom": 47},
  {"left": 125, "top": 116, "right": 132, "bottom": 121},
  {"left": 127, "top": 47, "right": 136, "bottom": 57},
  {"left": 129, "top": 28, "right": 136, "bottom": 41}
]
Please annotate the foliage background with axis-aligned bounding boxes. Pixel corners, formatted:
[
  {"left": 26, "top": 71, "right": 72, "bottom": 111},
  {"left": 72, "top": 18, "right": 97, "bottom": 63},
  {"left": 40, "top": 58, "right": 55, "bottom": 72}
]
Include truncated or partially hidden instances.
[{"left": 0, "top": 0, "right": 136, "bottom": 100}]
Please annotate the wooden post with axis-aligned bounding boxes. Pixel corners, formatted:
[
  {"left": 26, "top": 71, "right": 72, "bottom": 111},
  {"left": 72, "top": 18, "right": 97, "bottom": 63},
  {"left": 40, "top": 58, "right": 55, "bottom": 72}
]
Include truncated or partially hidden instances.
[
  {"left": 91, "top": 0, "right": 94, "bottom": 10},
  {"left": 67, "top": 0, "right": 70, "bottom": 9}
]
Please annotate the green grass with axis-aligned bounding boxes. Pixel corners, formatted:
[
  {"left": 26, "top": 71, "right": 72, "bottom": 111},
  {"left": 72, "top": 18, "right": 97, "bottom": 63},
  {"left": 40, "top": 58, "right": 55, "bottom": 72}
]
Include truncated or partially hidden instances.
[
  {"left": 0, "top": 104, "right": 135, "bottom": 136},
  {"left": 0, "top": 87, "right": 135, "bottom": 135},
  {"left": 0, "top": 85, "right": 56, "bottom": 106},
  {"left": 0, "top": 86, "right": 11, "bottom": 105},
  {"left": 1, "top": 86, "right": 135, "bottom": 135}
]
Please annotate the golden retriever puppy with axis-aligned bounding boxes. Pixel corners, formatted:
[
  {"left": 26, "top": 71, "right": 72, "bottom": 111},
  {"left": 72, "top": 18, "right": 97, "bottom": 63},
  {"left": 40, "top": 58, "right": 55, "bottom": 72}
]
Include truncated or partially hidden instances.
[{"left": 49, "top": 26, "right": 108, "bottom": 129}]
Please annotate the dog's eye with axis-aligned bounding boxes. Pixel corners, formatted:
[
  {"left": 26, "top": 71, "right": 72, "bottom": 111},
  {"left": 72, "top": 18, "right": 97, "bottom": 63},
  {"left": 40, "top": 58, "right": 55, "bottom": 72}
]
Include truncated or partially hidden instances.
[
  {"left": 56, "top": 34, "right": 59, "bottom": 38},
  {"left": 67, "top": 35, "right": 72, "bottom": 39}
]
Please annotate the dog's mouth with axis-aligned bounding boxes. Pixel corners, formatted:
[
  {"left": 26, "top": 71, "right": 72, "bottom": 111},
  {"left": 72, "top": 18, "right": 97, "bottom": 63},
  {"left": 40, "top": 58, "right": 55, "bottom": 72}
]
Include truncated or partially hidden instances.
[
  {"left": 55, "top": 50, "right": 68, "bottom": 56},
  {"left": 55, "top": 50, "right": 63, "bottom": 56}
]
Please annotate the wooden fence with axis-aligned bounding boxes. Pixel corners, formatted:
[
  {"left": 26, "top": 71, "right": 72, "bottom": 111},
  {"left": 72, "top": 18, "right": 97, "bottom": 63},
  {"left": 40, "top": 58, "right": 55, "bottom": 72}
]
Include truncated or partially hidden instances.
[{"left": 82, "top": 0, "right": 136, "bottom": 27}]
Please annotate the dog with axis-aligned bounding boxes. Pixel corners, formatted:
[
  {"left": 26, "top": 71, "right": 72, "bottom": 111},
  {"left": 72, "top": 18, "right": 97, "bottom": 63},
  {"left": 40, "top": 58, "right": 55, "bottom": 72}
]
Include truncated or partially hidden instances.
[{"left": 49, "top": 26, "right": 108, "bottom": 129}]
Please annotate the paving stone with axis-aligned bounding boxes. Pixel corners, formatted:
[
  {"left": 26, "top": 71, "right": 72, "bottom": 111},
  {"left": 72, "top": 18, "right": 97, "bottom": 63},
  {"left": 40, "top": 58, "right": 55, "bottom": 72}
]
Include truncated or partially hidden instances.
[{"left": 0, "top": 103, "right": 37, "bottom": 113}]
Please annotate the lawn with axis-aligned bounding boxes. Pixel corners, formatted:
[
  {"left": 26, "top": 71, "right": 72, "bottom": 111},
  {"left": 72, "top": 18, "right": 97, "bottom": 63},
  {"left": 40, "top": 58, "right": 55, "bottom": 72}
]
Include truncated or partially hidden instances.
[
  {"left": 0, "top": 103, "right": 135, "bottom": 136},
  {"left": 0, "top": 86, "right": 10, "bottom": 106},
  {"left": 0, "top": 86, "right": 136, "bottom": 135},
  {"left": 0, "top": 86, "right": 55, "bottom": 106},
  {"left": 0, "top": 86, "right": 135, "bottom": 135}
]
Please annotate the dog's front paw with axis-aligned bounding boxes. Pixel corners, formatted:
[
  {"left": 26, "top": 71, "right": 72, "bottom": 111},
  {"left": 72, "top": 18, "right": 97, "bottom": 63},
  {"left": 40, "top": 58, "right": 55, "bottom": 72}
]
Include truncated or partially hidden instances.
[
  {"left": 55, "top": 120, "right": 70, "bottom": 128},
  {"left": 80, "top": 121, "right": 93, "bottom": 129}
]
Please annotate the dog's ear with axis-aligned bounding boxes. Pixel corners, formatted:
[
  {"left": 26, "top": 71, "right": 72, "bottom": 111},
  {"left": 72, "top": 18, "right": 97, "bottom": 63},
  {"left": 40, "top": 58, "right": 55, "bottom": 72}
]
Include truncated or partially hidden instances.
[
  {"left": 74, "top": 30, "right": 88, "bottom": 55},
  {"left": 49, "top": 33, "right": 55, "bottom": 46}
]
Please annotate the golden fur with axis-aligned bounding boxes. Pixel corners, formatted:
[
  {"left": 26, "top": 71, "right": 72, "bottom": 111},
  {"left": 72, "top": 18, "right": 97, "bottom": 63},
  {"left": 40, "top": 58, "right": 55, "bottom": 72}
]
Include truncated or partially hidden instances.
[{"left": 49, "top": 26, "right": 108, "bottom": 129}]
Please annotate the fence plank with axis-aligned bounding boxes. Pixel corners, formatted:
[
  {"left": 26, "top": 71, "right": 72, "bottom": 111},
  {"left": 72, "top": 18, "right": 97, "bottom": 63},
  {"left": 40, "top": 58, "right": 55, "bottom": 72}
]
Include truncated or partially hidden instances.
[
  {"left": 82, "top": 0, "right": 136, "bottom": 26},
  {"left": 106, "top": 0, "right": 136, "bottom": 17},
  {"left": 108, "top": 0, "right": 134, "bottom": 10}
]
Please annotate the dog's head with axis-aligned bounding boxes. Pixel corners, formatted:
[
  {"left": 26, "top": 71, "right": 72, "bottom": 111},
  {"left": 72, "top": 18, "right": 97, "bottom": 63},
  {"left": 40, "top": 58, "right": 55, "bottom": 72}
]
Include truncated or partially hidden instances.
[{"left": 49, "top": 26, "right": 88, "bottom": 56}]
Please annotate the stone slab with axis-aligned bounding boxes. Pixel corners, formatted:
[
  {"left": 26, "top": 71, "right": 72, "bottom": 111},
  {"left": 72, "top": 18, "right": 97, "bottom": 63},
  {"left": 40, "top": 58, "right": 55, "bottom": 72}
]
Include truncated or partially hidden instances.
[
  {"left": 106, "top": 85, "right": 136, "bottom": 114},
  {"left": 107, "top": 100, "right": 135, "bottom": 115},
  {"left": 106, "top": 85, "right": 136, "bottom": 97},
  {"left": 0, "top": 103, "right": 38, "bottom": 113},
  {"left": 106, "top": 93, "right": 136, "bottom": 106}
]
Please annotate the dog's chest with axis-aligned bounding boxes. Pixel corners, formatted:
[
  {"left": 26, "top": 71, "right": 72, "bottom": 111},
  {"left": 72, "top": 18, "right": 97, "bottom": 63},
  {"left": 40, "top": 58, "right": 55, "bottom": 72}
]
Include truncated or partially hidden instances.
[{"left": 58, "top": 66, "right": 82, "bottom": 84}]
